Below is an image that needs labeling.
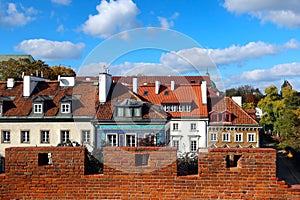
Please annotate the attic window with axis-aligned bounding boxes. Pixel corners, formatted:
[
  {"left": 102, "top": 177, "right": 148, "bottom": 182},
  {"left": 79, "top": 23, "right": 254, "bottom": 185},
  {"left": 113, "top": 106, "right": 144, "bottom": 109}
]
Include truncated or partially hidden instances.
[
  {"left": 190, "top": 80, "right": 195, "bottom": 83},
  {"left": 143, "top": 91, "right": 148, "bottom": 96},
  {"left": 164, "top": 91, "right": 169, "bottom": 96},
  {"left": 33, "top": 103, "right": 43, "bottom": 114},
  {"left": 61, "top": 103, "right": 71, "bottom": 113}
]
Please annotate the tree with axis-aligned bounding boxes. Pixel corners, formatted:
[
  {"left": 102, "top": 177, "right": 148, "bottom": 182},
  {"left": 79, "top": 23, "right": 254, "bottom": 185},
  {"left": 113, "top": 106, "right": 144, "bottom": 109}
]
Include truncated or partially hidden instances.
[
  {"left": 258, "top": 85, "right": 300, "bottom": 150},
  {"left": 0, "top": 58, "right": 76, "bottom": 80},
  {"left": 51, "top": 66, "right": 76, "bottom": 80},
  {"left": 226, "top": 85, "right": 263, "bottom": 107}
]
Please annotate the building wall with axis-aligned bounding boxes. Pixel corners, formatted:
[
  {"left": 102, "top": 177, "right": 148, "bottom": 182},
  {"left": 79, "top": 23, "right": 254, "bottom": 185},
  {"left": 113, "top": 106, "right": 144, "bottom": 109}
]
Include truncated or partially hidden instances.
[
  {"left": 170, "top": 119, "right": 207, "bottom": 153},
  {"left": 0, "top": 121, "right": 95, "bottom": 155},
  {"left": 208, "top": 128, "right": 259, "bottom": 148},
  {"left": 0, "top": 147, "right": 299, "bottom": 199}
]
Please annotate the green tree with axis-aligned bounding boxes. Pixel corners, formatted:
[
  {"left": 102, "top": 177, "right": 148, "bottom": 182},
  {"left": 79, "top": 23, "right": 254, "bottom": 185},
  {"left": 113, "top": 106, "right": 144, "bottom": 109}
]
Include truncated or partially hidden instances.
[
  {"left": 0, "top": 58, "right": 76, "bottom": 80},
  {"left": 258, "top": 85, "right": 300, "bottom": 150}
]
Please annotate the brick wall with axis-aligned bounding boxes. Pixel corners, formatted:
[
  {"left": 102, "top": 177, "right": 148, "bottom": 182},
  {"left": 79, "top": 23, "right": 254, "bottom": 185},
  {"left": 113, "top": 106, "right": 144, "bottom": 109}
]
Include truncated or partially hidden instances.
[{"left": 0, "top": 146, "right": 299, "bottom": 199}]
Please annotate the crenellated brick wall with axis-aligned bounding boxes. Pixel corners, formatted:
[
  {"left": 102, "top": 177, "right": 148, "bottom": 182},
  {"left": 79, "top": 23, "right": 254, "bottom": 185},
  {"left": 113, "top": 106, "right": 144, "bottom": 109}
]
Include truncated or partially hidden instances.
[{"left": 0, "top": 146, "right": 299, "bottom": 199}]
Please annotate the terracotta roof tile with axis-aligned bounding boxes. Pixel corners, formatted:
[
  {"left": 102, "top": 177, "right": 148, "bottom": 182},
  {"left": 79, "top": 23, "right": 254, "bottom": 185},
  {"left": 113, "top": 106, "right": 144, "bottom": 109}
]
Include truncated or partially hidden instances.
[
  {"left": 138, "top": 83, "right": 208, "bottom": 118},
  {"left": 210, "top": 97, "right": 258, "bottom": 125}
]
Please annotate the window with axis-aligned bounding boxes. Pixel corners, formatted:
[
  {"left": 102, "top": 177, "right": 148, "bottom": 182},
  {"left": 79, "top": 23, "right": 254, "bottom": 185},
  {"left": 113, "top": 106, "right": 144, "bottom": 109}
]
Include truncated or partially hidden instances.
[
  {"left": 125, "top": 107, "right": 132, "bottom": 117},
  {"left": 125, "top": 134, "right": 136, "bottom": 147},
  {"left": 1, "top": 130, "right": 10, "bottom": 143},
  {"left": 117, "top": 107, "right": 124, "bottom": 117},
  {"left": 21, "top": 130, "right": 30, "bottom": 143},
  {"left": 0, "top": 104, "right": 3, "bottom": 115},
  {"left": 134, "top": 108, "right": 141, "bottom": 117},
  {"left": 143, "top": 91, "right": 148, "bottom": 96},
  {"left": 190, "top": 140, "right": 197, "bottom": 152},
  {"left": 33, "top": 103, "right": 43, "bottom": 114},
  {"left": 61, "top": 130, "right": 69, "bottom": 143},
  {"left": 61, "top": 103, "right": 71, "bottom": 113},
  {"left": 82, "top": 130, "right": 90, "bottom": 144},
  {"left": 247, "top": 133, "right": 256, "bottom": 142},
  {"left": 107, "top": 134, "right": 118, "bottom": 146},
  {"left": 222, "top": 133, "right": 230, "bottom": 142},
  {"left": 173, "top": 140, "right": 179, "bottom": 150},
  {"left": 211, "top": 113, "right": 218, "bottom": 122},
  {"left": 210, "top": 133, "right": 217, "bottom": 141},
  {"left": 190, "top": 123, "right": 197, "bottom": 131},
  {"left": 172, "top": 123, "right": 179, "bottom": 131},
  {"left": 41, "top": 130, "right": 50, "bottom": 144},
  {"left": 234, "top": 133, "right": 243, "bottom": 142}
]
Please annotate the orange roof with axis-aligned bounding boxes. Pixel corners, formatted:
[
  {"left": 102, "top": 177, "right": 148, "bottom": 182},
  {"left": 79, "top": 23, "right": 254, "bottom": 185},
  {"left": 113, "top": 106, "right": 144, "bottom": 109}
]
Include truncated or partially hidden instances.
[
  {"left": 137, "top": 83, "right": 208, "bottom": 118},
  {"left": 210, "top": 97, "right": 258, "bottom": 125}
]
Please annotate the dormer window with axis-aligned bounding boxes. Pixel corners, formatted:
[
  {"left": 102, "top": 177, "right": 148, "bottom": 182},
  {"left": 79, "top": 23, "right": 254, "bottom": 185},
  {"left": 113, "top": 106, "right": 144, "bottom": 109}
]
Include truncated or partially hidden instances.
[
  {"left": 209, "top": 110, "right": 232, "bottom": 123},
  {"left": 61, "top": 103, "right": 71, "bottom": 113},
  {"left": 32, "top": 95, "right": 52, "bottom": 115},
  {"left": 114, "top": 98, "right": 143, "bottom": 118},
  {"left": 33, "top": 103, "right": 43, "bottom": 114},
  {"left": 59, "top": 95, "right": 72, "bottom": 114}
]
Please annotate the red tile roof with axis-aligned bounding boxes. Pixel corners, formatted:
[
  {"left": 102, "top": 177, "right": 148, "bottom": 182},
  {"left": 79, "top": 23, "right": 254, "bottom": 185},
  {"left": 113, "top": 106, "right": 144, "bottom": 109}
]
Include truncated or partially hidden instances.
[
  {"left": 0, "top": 79, "right": 97, "bottom": 117},
  {"left": 137, "top": 83, "right": 208, "bottom": 118},
  {"left": 95, "top": 83, "right": 168, "bottom": 120},
  {"left": 210, "top": 97, "right": 258, "bottom": 125}
]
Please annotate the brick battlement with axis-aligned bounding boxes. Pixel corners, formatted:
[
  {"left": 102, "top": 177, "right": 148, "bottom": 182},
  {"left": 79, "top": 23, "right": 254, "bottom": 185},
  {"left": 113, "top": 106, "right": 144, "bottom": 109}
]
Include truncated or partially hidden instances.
[{"left": 0, "top": 146, "right": 299, "bottom": 199}]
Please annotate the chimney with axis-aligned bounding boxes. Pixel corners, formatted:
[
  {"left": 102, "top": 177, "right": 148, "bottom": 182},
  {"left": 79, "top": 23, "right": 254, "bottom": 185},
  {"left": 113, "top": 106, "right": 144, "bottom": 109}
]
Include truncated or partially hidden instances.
[
  {"left": 23, "top": 75, "right": 48, "bottom": 97},
  {"left": 201, "top": 81, "right": 207, "bottom": 104},
  {"left": 232, "top": 96, "right": 242, "bottom": 107},
  {"left": 133, "top": 77, "right": 138, "bottom": 94},
  {"left": 155, "top": 81, "right": 160, "bottom": 95},
  {"left": 7, "top": 78, "right": 14, "bottom": 89},
  {"left": 99, "top": 71, "right": 112, "bottom": 103},
  {"left": 171, "top": 80, "right": 175, "bottom": 91}
]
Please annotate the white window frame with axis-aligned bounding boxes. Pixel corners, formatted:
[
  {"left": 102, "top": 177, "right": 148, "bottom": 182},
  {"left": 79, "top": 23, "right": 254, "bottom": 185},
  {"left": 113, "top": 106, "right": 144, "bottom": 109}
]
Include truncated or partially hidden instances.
[
  {"left": 210, "top": 132, "right": 218, "bottom": 142},
  {"left": 33, "top": 103, "right": 43, "bottom": 114},
  {"left": 106, "top": 133, "right": 118, "bottom": 146},
  {"left": 234, "top": 133, "right": 243, "bottom": 142},
  {"left": 247, "top": 133, "right": 256, "bottom": 142},
  {"left": 1, "top": 130, "right": 10, "bottom": 143},
  {"left": 21, "top": 130, "right": 30, "bottom": 143},
  {"left": 61, "top": 103, "right": 71, "bottom": 114},
  {"left": 125, "top": 133, "right": 137, "bottom": 147},
  {"left": 40, "top": 130, "right": 50, "bottom": 144},
  {"left": 190, "top": 139, "right": 198, "bottom": 152},
  {"left": 61, "top": 130, "right": 70, "bottom": 143},
  {"left": 81, "top": 130, "right": 90, "bottom": 144},
  {"left": 222, "top": 132, "right": 230, "bottom": 142}
]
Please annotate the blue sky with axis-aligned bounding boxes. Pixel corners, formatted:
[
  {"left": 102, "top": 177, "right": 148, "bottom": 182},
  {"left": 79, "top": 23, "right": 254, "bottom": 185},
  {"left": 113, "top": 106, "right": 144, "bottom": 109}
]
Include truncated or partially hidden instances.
[{"left": 1, "top": 0, "right": 300, "bottom": 92}]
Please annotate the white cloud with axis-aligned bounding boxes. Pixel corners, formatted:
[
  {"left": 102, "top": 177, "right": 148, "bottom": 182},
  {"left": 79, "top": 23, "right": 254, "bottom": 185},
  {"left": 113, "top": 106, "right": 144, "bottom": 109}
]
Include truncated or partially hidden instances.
[
  {"left": 223, "top": 0, "right": 300, "bottom": 28},
  {"left": 51, "top": 0, "right": 71, "bottom": 6},
  {"left": 224, "top": 62, "right": 300, "bottom": 92},
  {"left": 239, "top": 62, "right": 300, "bottom": 82},
  {"left": 160, "top": 40, "right": 298, "bottom": 69},
  {"left": 81, "top": 0, "right": 140, "bottom": 38},
  {"left": 0, "top": 3, "right": 37, "bottom": 28},
  {"left": 209, "top": 41, "right": 280, "bottom": 65},
  {"left": 56, "top": 24, "right": 65, "bottom": 32},
  {"left": 14, "top": 39, "right": 85, "bottom": 61},
  {"left": 157, "top": 12, "right": 179, "bottom": 29}
]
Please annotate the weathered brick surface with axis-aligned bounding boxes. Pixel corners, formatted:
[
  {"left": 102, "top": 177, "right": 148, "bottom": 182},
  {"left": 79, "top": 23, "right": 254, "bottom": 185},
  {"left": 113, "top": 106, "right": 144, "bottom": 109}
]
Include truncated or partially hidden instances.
[{"left": 0, "top": 146, "right": 299, "bottom": 199}]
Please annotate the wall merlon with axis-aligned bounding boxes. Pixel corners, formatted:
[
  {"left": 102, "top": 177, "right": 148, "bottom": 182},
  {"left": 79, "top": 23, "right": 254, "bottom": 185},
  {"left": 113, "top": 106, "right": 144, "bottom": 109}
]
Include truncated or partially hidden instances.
[{"left": 0, "top": 146, "right": 299, "bottom": 199}]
